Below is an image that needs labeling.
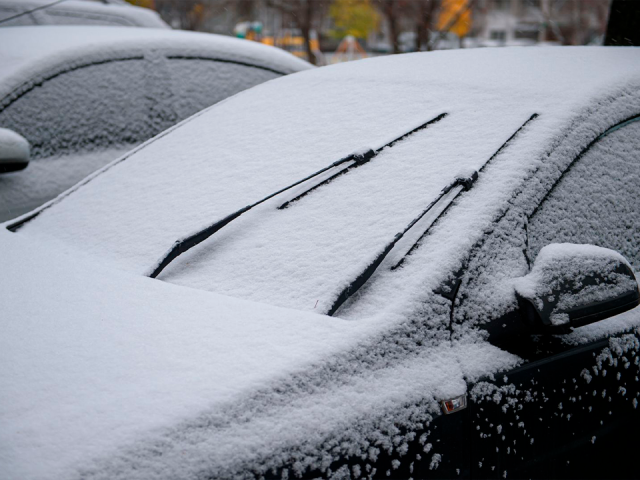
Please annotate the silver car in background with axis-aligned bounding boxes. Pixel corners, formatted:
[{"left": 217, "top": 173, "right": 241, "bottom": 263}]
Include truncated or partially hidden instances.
[{"left": 0, "top": 25, "right": 312, "bottom": 221}]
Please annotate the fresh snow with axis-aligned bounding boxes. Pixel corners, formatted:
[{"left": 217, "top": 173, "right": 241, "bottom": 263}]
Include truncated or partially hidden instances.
[
  {"left": 0, "top": 147, "right": 130, "bottom": 222},
  {"left": 15, "top": 47, "right": 640, "bottom": 317},
  {"left": 0, "top": 26, "right": 311, "bottom": 220},
  {"left": 0, "top": 228, "right": 519, "bottom": 480},
  {"left": 0, "top": 26, "right": 310, "bottom": 101},
  {"left": 514, "top": 244, "right": 636, "bottom": 326},
  {"left": 3, "top": 47, "right": 640, "bottom": 479},
  {"left": 0, "top": 0, "right": 169, "bottom": 28}
]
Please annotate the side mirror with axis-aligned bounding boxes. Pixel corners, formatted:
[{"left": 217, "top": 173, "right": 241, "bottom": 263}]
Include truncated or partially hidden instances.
[
  {"left": 514, "top": 244, "right": 639, "bottom": 334},
  {"left": 0, "top": 128, "right": 30, "bottom": 173}
]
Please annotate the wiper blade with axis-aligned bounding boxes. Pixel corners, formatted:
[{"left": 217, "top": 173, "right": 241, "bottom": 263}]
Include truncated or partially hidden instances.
[
  {"left": 148, "top": 151, "right": 366, "bottom": 278},
  {"left": 148, "top": 112, "right": 448, "bottom": 279},
  {"left": 279, "top": 113, "right": 447, "bottom": 209},
  {"left": 393, "top": 113, "right": 539, "bottom": 269},
  {"left": 326, "top": 113, "right": 539, "bottom": 316},
  {"left": 326, "top": 171, "right": 477, "bottom": 316}
]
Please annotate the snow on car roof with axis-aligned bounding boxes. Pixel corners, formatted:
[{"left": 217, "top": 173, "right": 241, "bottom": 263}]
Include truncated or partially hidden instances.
[
  {"left": 0, "top": 0, "right": 169, "bottom": 28},
  {"left": 0, "top": 25, "right": 312, "bottom": 102},
  {"left": 15, "top": 47, "right": 640, "bottom": 317},
  {"left": 3, "top": 47, "right": 640, "bottom": 479}
]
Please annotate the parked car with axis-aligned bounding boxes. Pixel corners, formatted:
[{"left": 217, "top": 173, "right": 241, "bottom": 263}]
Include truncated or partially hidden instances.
[
  {"left": 0, "top": 0, "right": 169, "bottom": 28},
  {"left": 0, "top": 25, "right": 312, "bottom": 222},
  {"left": 2, "top": 47, "right": 640, "bottom": 480}
]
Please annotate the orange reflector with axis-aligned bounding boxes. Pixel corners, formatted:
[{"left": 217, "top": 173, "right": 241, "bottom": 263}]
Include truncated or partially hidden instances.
[{"left": 440, "top": 394, "right": 467, "bottom": 414}]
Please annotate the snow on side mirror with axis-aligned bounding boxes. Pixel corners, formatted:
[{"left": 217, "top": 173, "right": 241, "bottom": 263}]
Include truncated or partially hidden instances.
[
  {"left": 0, "top": 128, "right": 30, "bottom": 173},
  {"left": 514, "top": 244, "right": 639, "bottom": 334}
]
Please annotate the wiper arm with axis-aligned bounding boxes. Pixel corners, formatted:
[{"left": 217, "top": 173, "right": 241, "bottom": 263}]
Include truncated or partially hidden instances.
[
  {"left": 148, "top": 150, "right": 366, "bottom": 278},
  {"left": 393, "top": 113, "right": 539, "bottom": 269},
  {"left": 326, "top": 171, "right": 477, "bottom": 316},
  {"left": 148, "top": 112, "right": 448, "bottom": 279},
  {"left": 327, "top": 113, "right": 540, "bottom": 316},
  {"left": 279, "top": 113, "right": 447, "bottom": 209}
]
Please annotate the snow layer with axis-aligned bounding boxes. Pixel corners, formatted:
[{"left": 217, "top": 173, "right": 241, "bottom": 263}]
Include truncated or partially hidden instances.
[
  {"left": 0, "top": 228, "right": 519, "bottom": 480},
  {"left": 0, "top": 147, "right": 130, "bottom": 222},
  {"left": 0, "top": 26, "right": 309, "bottom": 220},
  {"left": 0, "top": 0, "right": 168, "bottom": 28},
  {"left": 5, "top": 47, "right": 640, "bottom": 479},
  {"left": 514, "top": 243, "right": 636, "bottom": 326},
  {"left": 0, "top": 26, "right": 310, "bottom": 101},
  {"left": 16, "top": 47, "right": 640, "bottom": 319},
  {"left": 0, "top": 228, "right": 370, "bottom": 479},
  {"left": 529, "top": 120, "right": 640, "bottom": 270}
]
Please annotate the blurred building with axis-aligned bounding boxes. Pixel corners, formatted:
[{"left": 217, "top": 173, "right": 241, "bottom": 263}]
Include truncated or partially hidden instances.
[{"left": 474, "top": 0, "right": 610, "bottom": 46}]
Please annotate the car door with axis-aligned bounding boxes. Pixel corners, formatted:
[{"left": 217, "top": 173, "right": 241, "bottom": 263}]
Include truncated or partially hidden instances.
[{"left": 456, "top": 117, "right": 640, "bottom": 479}]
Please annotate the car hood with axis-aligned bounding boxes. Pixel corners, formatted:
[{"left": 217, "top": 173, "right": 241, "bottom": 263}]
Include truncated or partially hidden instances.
[{"left": 0, "top": 227, "right": 519, "bottom": 479}]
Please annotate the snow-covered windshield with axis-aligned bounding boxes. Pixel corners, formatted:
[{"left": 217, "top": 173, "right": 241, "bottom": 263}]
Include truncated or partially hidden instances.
[{"left": 13, "top": 47, "right": 640, "bottom": 317}]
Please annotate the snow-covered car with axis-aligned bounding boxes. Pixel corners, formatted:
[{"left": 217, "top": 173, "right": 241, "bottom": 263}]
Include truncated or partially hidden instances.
[
  {"left": 0, "top": 0, "right": 168, "bottom": 28},
  {"left": 0, "top": 26, "right": 311, "bottom": 221},
  {"left": 2, "top": 47, "right": 640, "bottom": 480}
]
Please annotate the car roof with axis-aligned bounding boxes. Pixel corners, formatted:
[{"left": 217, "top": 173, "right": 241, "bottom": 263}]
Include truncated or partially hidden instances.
[
  {"left": 0, "top": 0, "right": 169, "bottom": 28},
  {"left": 0, "top": 25, "right": 312, "bottom": 101},
  {"left": 12, "top": 47, "right": 640, "bottom": 318}
]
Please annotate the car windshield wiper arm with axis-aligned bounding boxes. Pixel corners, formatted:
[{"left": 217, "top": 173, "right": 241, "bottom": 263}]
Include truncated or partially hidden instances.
[
  {"left": 393, "top": 113, "right": 540, "bottom": 269},
  {"left": 148, "top": 112, "right": 448, "bottom": 279},
  {"left": 327, "top": 113, "right": 539, "bottom": 316},
  {"left": 147, "top": 151, "right": 366, "bottom": 278},
  {"left": 326, "top": 171, "right": 477, "bottom": 316},
  {"left": 279, "top": 113, "right": 447, "bottom": 209}
]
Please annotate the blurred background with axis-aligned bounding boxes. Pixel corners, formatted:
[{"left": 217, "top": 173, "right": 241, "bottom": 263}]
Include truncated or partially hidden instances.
[{"left": 125, "top": 0, "right": 613, "bottom": 64}]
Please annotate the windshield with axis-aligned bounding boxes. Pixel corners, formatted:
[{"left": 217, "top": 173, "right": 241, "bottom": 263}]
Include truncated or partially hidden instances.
[{"left": 12, "top": 48, "right": 640, "bottom": 315}]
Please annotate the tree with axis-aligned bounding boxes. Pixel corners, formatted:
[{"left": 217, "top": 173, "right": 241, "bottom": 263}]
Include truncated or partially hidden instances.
[
  {"left": 329, "top": 0, "right": 380, "bottom": 40},
  {"left": 411, "top": 0, "right": 440, "bottom": 51},
  {"left": 267, "top": 0, "right": 329, "bottom": 65},
  {"left": 149, "top": 0, "right": 218, "bottom": 30},
  {"left": 605, "top": 0, "right": 640, "bottom": 46},
  {"left": 374, "top": 0, "right": 403, "bottom": 53}
]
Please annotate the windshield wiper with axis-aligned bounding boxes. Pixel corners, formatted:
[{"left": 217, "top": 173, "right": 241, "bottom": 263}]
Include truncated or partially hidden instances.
[
  {"left": 279, "top": 113, "right": 447, "bottom": 209},
  {"left": 326, "top": 113, "right": 539, "bottom": 316},
  {"left": 326, "top": 170, "right": 477, "bottom": 316},
  {"left": 148, "top": 112, "right": 448, "bottom": 279}
]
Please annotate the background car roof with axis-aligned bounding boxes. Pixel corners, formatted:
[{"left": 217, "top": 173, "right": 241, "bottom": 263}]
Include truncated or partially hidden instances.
[
  {"left": 0, "top": 0, "right": 169, "bottom": 28},
  {"left": 0, "top": 25, "right": 312, "bottom": 102}
]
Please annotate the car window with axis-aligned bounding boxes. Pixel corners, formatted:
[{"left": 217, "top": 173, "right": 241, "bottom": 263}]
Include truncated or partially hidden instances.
[
  {"left": 0, "top": 5, "right": 36, "bottom": 25},
  {"left": 528, "top": 120, "right": 640, "bottom": 270},
  {"left": 0, "top": 58, "right": 148, "bottom": 158},
  {"left": 35, "top": 10, "right": 135, "bottom": 27},
  {"left": 166, "top": 58, "right": 280, "bottom": 121}
]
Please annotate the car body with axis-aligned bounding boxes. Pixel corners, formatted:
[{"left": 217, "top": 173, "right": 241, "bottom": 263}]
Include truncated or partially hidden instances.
[
  {"left": 0, "top": 26, "right": 312, "bottom": 221},
  {"left": 1, "top": 47, "right": 640, "bottom": 479},
  {"left": 0, "top": 0, "right": 169, "bottom": 28}
]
